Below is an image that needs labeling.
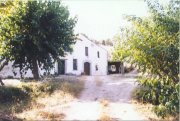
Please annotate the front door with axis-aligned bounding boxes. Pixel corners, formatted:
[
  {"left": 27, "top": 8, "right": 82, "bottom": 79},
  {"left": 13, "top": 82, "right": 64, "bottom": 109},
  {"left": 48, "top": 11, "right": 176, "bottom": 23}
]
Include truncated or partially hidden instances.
[
  {"left": 58, "top": 60, "right": 65, "bottom": 75},
  {"left": 84, "top": 62, "right": 90, "bottom": 75}
]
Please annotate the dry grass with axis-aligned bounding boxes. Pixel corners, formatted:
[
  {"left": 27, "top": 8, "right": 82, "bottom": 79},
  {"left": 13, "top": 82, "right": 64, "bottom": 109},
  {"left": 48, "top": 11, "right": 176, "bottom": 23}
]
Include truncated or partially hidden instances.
[
  {"left": 16, "top": 90, "right": 71, "bottom": 120},
  {"left": 131, "top": 100, "right": 178, "bottom": 121},
  {"left": 59, "top": 80, "right": 84, "bottom": 97},
  {"left": 99, "top": 99, "right": 112, "bottom": 121},
  {"left": 0, "top": 76, "right": 85, "bottom": 120},
  {"left": 98, "top": 99, "right": 119, "bottom": 121},
  {"left": 132, "top": 100, "right": 158, "bottom": 120},
  {"left": 100, "top": 99, "right": 109, "bottom": 107},
  {"left": 36, "top": 90, "right": 73, "bottom": 107},
  {"left": 99, "top": 114, "right": 112, "bottom": 121},
  {"left": 38, "top": 111, "right": 65, "bottom": 120},
  {"left": 35, "top": 77, "right": 85, "bottom": 107}
]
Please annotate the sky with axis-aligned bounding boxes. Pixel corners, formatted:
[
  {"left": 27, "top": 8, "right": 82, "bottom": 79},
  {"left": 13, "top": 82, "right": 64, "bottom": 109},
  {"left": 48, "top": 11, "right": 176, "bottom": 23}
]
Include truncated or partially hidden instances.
[{"left": 62, "top": 0, "right": 149, "bottom": 40}]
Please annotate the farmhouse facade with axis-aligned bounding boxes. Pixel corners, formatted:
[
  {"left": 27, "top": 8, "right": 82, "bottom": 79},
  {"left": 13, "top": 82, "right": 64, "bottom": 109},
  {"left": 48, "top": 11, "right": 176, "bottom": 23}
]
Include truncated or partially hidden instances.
[{"left": 0, "top": 34, "right": 108, "bottom": 78}]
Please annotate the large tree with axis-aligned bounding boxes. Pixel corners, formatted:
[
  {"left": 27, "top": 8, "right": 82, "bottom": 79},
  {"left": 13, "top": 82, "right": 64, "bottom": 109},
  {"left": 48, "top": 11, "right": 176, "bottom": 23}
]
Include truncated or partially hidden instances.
[
  {"left": 0, "top": 1, "right": 18, "bottom": 85},
  {"left": 113, "top": 0, "right": 179, "bottom": 82},
  {"left": 113, "top": 0, "right": 179, "bottom": 118},
  {"left": 0, "top": 1, "right": 76, "bottom": 79}
]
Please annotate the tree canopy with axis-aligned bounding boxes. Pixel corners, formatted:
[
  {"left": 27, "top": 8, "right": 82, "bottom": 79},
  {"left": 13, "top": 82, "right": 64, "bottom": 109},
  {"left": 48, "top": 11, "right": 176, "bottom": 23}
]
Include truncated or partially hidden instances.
[
  {"left": 113, "top": 0, "right": 179, "bottom": 118},
  {"left": 0, "top": 1, "right": 77, "bottom": 79},
  {"left": 113, "top": 0, "right": 179, "bottom": 82}
]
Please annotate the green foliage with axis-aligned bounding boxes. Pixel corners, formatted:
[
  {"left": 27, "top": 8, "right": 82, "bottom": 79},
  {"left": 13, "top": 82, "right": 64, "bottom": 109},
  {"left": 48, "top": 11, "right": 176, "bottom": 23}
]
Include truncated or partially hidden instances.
[
  {"left": 0, "top": 86, "right": 29, "bottom": 103},
  {"left": 0, "top": 0, "right": 17, "bottom": 17},
  {"left": 114, "top": 0, "right": 179, "bottom": 118},
  {"left": 112, "top": 28, "right": 132, "bottom": 62},
  {"left": 0, "top": 1, "right": 77, "bottom": 79},
  {"left": 133, "top": 77, "right": 179, "bottom": 118}
]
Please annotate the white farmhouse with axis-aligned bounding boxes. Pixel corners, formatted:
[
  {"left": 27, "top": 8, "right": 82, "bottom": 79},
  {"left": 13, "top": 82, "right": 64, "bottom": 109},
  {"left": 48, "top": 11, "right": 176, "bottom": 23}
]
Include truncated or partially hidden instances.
[
  {"left": 0, "top": 34, "right": 108, "bottom": 78},
  {"left": 55, "top": 34, "right": 108, "bottom": 76}
]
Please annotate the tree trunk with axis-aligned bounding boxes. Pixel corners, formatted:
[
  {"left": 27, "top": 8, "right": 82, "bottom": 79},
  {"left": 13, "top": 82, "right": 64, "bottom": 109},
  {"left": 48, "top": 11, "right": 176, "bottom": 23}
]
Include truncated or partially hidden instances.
[
  {"left": 0, "top": 77, "right": 4, "bottom": 86},
  {"left": 155, "top": 89, "right": 159, "bottom": 105},
  {"left": 0, "top": 60, "right": 8, "bottom": 71},
  {"left": 32, "top": 59, "right": 39, "bottom": 80},
  {"left": 0, "top": 59, "right": 8, "bottom": 86}
]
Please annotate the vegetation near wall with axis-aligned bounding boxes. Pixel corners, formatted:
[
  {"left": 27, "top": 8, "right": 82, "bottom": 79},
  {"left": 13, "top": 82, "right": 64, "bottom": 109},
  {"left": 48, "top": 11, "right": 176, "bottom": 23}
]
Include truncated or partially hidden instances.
[
  {"left": 113, "top": 0, "right": 179, "bottom": 118},
  {"left": 0, "top": 1, "right": 77, "bottom": 79}
]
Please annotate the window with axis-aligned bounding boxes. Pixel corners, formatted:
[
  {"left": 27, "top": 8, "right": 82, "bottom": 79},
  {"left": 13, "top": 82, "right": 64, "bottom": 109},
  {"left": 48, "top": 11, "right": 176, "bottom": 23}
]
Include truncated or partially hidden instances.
[
  {"left": 95, "top": 65, "right": 98, "bottom": 71},
  {"left": 85, "top": 47, "right": 88, "bottom": 56},
  {"left": 97, "top": 51, "right": 100, "bottom": 58},
  {"left": 73, "top": 59, "right": 77, "bottom": 70}
]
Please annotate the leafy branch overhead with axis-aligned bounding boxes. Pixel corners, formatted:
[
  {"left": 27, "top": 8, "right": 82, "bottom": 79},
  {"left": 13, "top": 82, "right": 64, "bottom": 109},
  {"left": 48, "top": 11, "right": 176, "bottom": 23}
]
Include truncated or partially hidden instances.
[{"left": 0, "top": 1, "right": 77, "bottom": 79}]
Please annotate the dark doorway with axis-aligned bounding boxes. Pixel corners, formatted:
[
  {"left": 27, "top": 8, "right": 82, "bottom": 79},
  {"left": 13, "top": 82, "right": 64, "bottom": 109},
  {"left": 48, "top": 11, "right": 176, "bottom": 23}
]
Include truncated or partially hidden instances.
[
  {"left": 58, "top": 60, "right": 65, "bottom": 75},
  {"left": 84, "top": 62, "right": 90, "bottom": 75}
]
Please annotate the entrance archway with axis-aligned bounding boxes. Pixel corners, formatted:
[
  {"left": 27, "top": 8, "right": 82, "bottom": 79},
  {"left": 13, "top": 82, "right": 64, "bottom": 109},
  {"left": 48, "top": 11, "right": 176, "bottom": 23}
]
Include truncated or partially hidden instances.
[
  {"left": 84, "top": 62, "right": 90, "bottom": 75},
  {"left": 58, "top": 60, "right": 65, "bottom": 75}
]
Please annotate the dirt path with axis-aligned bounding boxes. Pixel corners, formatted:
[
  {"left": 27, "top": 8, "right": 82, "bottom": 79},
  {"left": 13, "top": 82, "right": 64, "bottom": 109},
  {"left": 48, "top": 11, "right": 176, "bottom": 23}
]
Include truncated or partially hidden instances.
[
  {"left": 62, "top": 73, "right": 146, "bottom": 120},
  {"left": 12, "top": 72, "right": 147, "bottom": 120}
]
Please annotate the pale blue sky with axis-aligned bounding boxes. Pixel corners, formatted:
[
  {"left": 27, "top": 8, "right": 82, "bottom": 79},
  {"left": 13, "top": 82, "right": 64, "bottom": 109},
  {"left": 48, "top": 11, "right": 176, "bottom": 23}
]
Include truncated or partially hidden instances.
[{"left": 62, "top": 0, "right": 149, "bottom": 40}]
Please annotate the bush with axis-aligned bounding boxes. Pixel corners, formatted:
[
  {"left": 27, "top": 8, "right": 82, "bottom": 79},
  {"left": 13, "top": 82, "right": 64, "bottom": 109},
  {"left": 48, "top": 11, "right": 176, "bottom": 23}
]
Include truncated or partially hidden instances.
[
  {"left": 124, "top": 66, "right": 134, "bottom": 73},
  {"left": 132, "top": 77, "right": 179, "bottom": 118},
  {"left": 0, "top": 86, "right": 29, "bottom": 103}
]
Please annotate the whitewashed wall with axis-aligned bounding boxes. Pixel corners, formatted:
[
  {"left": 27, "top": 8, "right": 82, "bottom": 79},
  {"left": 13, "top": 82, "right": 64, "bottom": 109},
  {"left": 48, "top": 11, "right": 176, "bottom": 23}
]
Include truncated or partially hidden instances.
[
  {"left": 62, "top": 34, "right": 108, "bottom": 75},
  {"left": 0, "top": 61, "right": 55, "bottom": 78},
  {"left": 0, "top": 34, "right": 108, "bottom": 78}
]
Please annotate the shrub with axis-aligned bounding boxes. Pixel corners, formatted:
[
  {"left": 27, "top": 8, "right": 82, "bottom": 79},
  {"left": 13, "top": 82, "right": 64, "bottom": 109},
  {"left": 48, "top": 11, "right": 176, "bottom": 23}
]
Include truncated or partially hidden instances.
[
  {"left": 124, "top": 66, "right": 134, "bottom": 73},
  {"left": 132, "top": 77, "right": 179, "bottom": 118},
  {"left": 0, "top": 86, "right": 29, "bottom": 103}
]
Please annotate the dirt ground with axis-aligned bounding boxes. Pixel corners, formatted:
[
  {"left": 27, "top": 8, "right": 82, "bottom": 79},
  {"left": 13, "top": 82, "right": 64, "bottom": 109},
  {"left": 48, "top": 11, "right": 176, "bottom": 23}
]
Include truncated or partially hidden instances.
[
  {"left": 4, "top": 72, "right": 153, "bottom": 120},
  {"left": 61, "top": 72, "right": 147, "bottom": 120}
]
